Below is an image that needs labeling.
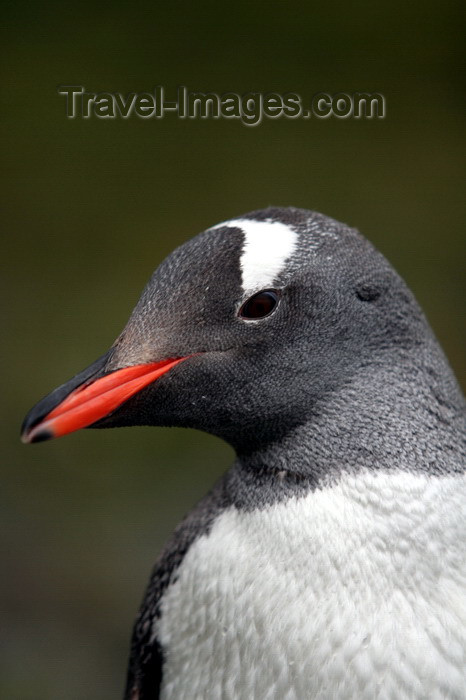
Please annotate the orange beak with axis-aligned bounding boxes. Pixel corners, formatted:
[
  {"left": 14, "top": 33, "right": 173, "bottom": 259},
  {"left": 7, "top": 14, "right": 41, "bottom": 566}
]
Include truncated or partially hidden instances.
[{"left": 21, "top": 357, "right": 187, "bottom": 443}]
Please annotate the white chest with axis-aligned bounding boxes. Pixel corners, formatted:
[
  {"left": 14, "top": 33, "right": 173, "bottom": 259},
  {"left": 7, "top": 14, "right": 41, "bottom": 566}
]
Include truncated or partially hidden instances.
[{"left": 158, "top": 471, "right": 466, "bottom": 699}]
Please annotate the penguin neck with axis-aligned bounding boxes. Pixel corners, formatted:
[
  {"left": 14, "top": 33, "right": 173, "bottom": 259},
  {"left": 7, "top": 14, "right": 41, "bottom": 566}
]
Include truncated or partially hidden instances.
[{"left": 230, "top": 345, "right": 465, "bottom": 504}]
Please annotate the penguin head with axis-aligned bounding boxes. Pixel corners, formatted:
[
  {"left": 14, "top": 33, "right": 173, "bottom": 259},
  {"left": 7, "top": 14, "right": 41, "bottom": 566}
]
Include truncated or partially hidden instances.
[{"left": 22, "top": 207, "right": 427, "bottom": 452}]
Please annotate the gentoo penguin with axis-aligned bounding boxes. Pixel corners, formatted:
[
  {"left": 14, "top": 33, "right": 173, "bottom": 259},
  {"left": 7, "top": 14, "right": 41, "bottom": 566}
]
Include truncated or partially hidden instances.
[{"left": 22, "top": 207, "right": 465, "bottom": 700}]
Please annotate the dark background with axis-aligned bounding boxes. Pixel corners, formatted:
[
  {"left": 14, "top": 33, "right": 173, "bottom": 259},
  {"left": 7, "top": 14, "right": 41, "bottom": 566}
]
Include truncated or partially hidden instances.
[{"left": 2, "top": 1, "right": 464, "bottom": 698}]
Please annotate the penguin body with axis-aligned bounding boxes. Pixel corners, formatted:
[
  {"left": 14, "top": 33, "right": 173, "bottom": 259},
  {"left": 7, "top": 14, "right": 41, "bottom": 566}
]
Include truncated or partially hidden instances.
[
  {"left": 22, "top": 208, "right": 466, "bottom": 699},
  {"left": 156, "top": 472, "right": 465, "bottom": 700}
]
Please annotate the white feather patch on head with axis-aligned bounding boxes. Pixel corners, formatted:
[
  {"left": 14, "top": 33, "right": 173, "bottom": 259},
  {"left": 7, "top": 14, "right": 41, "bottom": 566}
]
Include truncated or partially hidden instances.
[{"left": 213, "top": 218, "right": 298, "bottom": 293}]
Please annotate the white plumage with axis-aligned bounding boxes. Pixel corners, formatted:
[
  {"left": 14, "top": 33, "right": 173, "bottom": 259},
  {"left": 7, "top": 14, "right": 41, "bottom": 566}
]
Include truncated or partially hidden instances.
[
  {"left": 158, "top": 470, "right": 466, "bottom": 699},
  {"left": 213, "top": 218, "right": 298, "bottom": 293}
]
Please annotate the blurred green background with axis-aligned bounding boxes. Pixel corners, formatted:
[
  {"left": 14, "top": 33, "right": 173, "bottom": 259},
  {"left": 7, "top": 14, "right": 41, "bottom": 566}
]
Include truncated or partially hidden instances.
[{"left": 2, "top": 1, "right": 465, "bottom": 698}]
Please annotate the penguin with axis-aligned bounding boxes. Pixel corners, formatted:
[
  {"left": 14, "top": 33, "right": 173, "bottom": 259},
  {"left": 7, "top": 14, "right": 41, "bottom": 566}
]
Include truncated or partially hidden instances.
[{"left": 22, "top": 207, "right": 466, "bottom": 700}]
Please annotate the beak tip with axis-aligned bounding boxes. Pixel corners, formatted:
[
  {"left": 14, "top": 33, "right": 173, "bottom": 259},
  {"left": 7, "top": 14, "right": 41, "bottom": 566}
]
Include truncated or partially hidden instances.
[{"left": 21, "top": 427, "right": 54, "bottom": 444}]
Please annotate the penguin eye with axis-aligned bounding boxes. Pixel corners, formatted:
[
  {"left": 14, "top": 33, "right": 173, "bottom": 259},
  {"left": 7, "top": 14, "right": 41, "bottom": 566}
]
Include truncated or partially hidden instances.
[{"left": 239, "top": 290, "right": 280, "bottom": 320}]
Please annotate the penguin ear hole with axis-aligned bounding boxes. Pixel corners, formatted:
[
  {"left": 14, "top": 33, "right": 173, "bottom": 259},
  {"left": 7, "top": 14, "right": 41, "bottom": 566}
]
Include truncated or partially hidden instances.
[
  {"left": 356, "top": 284, "right": 381, "bottom": 302},
  {"left": 239, "top": 289, "right": 280, "bottom": 320}
]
